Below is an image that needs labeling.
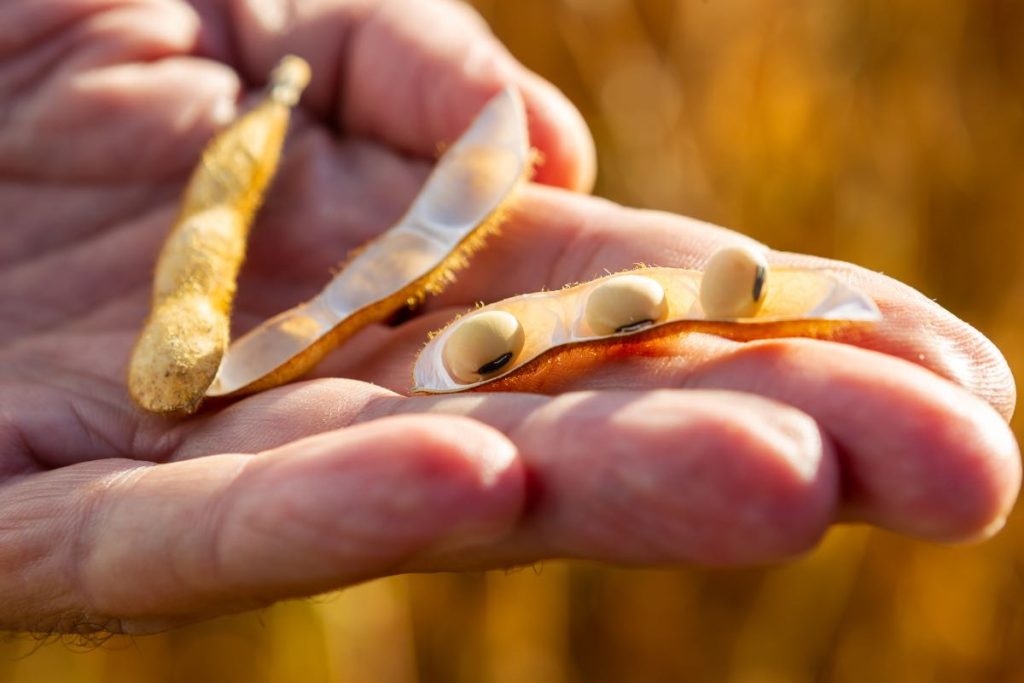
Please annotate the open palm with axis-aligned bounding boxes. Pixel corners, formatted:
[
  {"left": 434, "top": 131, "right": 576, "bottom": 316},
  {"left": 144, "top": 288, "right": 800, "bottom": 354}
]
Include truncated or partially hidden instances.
[{"left": 0, "top": 0, "right": 1018, "bottom": 635}]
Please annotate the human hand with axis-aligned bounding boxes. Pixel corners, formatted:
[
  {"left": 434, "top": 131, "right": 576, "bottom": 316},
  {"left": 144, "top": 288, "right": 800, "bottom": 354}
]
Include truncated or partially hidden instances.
[{"left": 0, "top": 0, "right": 1017, "bottom": 635}]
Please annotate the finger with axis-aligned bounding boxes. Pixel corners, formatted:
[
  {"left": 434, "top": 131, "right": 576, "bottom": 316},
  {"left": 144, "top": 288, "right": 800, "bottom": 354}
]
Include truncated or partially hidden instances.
[
  {"left": 507, "top": 334, "right": 1018, "bottom": 542},
  {"left": 396, "top": 389, "right": 839, "bottom": 570},
  {"left": 1, "top": 205, "right": 170, "bottom": 342},
  {"left": 680, "top": 339, "right": 1021, "bottom": 542},
  {"left": 253, "top": 324, "right": 1018, "bottom": 545},
  {"left": 400, "top": 325, "right": 1017, "bottom": 541},
  {"left": 539, "top": 335, "right": 1019, "bottom": 542},
  {"left": 219, "top": 0, "right": 596, "bottom": 190},
  {"left": 176, "top": 382, "right": 838, "bottom": 568},
  {"left": 423, "top": 184, "right": 1016, "bottom": 418},
  {"left": 0, "top": 3, "right": 241, "bottom": 181},
  {"left": 0, "top": 414, "right": 523, "bottom": 634}
]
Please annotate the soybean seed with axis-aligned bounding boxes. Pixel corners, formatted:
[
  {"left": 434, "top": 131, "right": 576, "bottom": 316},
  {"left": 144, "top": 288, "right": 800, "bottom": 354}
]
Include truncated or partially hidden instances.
[
  {"left": 443, "top": 310, "right": 526, "bottom": 383},
  {"left": 583, "top": 274, "right": 669, "bottom": 336},
  {"left": 699, "top": 245, "right": 769, "bottom": 319}
]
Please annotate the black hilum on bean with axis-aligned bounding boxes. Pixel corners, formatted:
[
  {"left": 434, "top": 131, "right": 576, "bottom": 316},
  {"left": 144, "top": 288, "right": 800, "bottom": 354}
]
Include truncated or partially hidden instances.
[
  {"left": 753, "top": 264, "right": 767, "bottom": 302},
  {"left": 477, "top": 352, "right": 514, "bottom": 376},
  {"left": 615, "top": 319, "right": 654, "bottom": 334}
]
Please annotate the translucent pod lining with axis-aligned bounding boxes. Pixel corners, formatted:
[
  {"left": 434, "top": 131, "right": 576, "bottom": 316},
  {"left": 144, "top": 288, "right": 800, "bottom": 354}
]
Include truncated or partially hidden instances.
[
  {"left": 207, "top": 87, "right": 531, "bottom": 396},
  {"left": 412, "top": 266, "right": 881, "bottom": 394}
]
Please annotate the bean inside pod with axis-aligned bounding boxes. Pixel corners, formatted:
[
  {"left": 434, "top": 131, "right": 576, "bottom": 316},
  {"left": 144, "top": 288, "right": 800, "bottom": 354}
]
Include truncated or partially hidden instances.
[{"left": 412, "top": 260, "right": 881, "bottom": 394}]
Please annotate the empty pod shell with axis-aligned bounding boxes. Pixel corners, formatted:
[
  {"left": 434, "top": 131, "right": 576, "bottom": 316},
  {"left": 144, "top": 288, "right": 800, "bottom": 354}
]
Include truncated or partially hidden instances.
[{"left": 205, "top": 87, "right": 532, "bottom": 398}]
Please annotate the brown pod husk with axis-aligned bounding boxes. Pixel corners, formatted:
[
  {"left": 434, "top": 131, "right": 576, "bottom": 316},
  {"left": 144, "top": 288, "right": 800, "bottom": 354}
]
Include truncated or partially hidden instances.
[{"left": 129, "top": 56, "right": 311, "bottom": 414}]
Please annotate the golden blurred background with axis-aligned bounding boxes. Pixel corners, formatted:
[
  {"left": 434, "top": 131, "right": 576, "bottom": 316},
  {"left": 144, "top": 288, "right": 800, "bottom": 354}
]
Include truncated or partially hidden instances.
[{"left": 4, "top": 0, "right": 1023, "bottom": 680}]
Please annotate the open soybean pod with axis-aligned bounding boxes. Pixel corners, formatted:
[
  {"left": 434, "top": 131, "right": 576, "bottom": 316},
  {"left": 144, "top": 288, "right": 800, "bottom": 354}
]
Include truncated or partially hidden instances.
[
  {"left": 129, "top": 56, "right": 311, "bottom": 414},
  {"left": 205, "top": 87, "right": 532, "bottom": 398},
  {"left": 412, "top": 263, "right": 881, "bottom": 394}
]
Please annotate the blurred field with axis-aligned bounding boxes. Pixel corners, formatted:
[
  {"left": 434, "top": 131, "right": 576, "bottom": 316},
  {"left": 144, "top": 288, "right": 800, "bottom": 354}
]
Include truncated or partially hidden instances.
[{"left": 4, "top": 0, "right": 1023, "bottom": 681}]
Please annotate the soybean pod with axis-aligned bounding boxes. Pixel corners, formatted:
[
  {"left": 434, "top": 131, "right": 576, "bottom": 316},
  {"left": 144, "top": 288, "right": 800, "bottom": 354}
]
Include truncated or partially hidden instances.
[
  {"left": 129, "top": 56, "right": 311, "bottom": 414},
  {"left": 205, "top": 87, "right": 533, "bottom": 398},
  {"left": 412, "top": 250, "right": 881, "bottom": 394}
]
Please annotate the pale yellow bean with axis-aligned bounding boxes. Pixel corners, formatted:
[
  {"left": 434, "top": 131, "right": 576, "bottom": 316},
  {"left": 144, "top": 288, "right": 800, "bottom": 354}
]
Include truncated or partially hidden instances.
[
  {"left": 442, "top": 310, "right": 526, "bottom": 384},
  {"left": 699, "top": 245, "right": 769, "bottom": 319},
  {"left": 584, "top": 274, "right": 669, "bottom": 335}
]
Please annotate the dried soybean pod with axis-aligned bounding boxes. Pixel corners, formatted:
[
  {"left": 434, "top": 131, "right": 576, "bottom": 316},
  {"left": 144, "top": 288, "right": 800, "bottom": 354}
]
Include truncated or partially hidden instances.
[
  {"left": 129, "top": 56, "right": 311, "bottom": 414},
  {"left": 412, "top": 265, "right": 881, "bottom": 394},
  {"left": 205, "top": 87, "right": 532, "bottom": 398}
]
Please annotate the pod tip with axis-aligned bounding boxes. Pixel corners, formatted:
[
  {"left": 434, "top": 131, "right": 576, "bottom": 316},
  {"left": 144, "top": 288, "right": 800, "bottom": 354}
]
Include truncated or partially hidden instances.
[{"left": 268, "top": 55, "right": 312, "bottom": 106}]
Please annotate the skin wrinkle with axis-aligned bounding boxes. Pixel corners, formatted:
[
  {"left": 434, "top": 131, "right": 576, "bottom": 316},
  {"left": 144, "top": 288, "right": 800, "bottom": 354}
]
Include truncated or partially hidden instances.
[
  {"left": 569, "top": 410, "right": 678, "bottom": 553},
  {"left": 2, "top": 330, "right": 135, "bottom": 381},
  {"left": 0, "top": 411, "right": 42, "bottom": 478},
  {"left": 541, "top": 203, "right": 597, "bottom": 294},
  {"left": 78, "top": 455, "right": 262, "bottom": 624},
  {"left": 164, "top": 379, "right": 388, "bottom": 461},
  {"left": 0, "top": 0, "right": 134, "bottom": 59},
  {"left": 66, "top": 399, "right": 127, "bottom": 463},
  {"left": 0, "top": 180, "right": 178, "bottom": 267},
  {"left": 0, "top": 12, "right": 87, "bottom": 112},
  {"left": 63, "top": 63, "right": 237, "bottom": 178},
  {"left": 193, "top": 453, "right": 269, "bottom": 612},
  {"left": 776, "top": 255, "right": 1017, "bottom": 416},
  {"left": 3, "top": 52, "right": 231, "bottom": 187},
  {"left": 235, "top": 452, "right": 383, "bottom": 569},
  {"left": 378, "top": 394, "right": 548, "bottom": 551},
  {"left": 66, "top": 460, "right": 151, "bottom": 631},
  {"left": 663, "top": 406, "right": 792, "bottom": 557},
  {"left": 0, "top": 203, "right": 171, "bottom": 340},
  {"left": 3, "top": 360, "right": 164, "bottom": 468},
  {"left": 927, "top": 311, "right": 1017, "bottom": 419},
  {"left": 39, "top": 292, "right": 149, "bottom": 336}
]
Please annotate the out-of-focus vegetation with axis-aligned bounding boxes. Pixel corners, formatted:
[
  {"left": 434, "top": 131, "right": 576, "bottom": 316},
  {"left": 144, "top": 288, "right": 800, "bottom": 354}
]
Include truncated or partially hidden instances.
[{"left": 3, "top": 0, "right": 1022, "bottom": 680}]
